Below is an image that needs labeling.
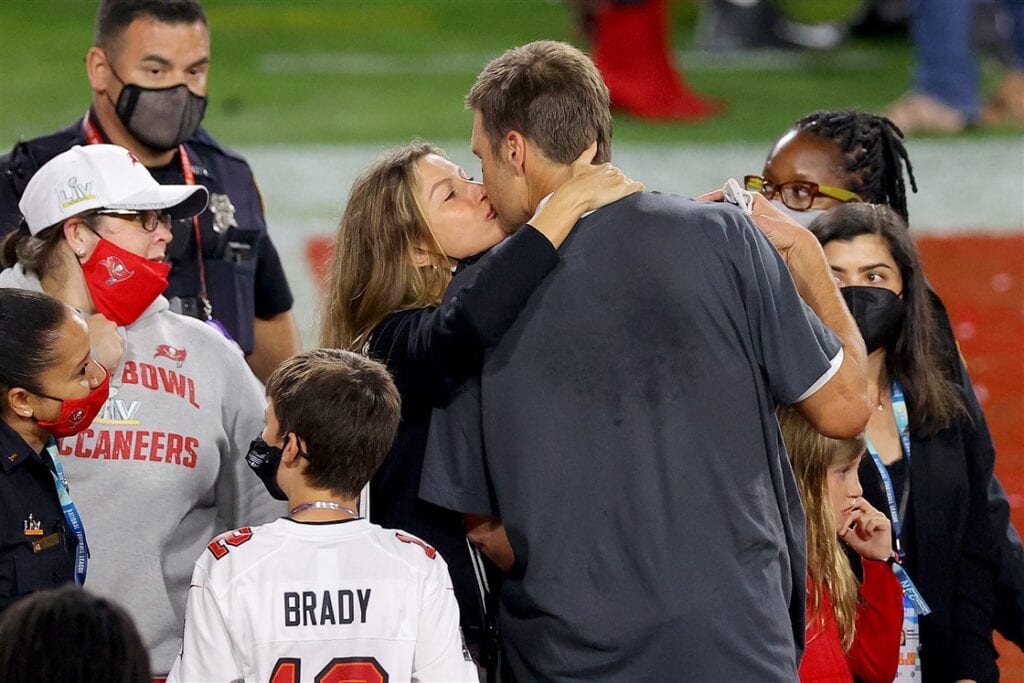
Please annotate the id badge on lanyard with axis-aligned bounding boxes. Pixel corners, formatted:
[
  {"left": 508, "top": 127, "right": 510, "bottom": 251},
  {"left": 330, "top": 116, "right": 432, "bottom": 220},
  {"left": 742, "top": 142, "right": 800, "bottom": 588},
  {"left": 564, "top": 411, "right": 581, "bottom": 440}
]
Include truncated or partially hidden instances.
[
  {"left": 45, "top": 441, "right": 89, "bottom": 585},
  {"left": 865, "top": 381, "right": 929, "bottom": 680}
]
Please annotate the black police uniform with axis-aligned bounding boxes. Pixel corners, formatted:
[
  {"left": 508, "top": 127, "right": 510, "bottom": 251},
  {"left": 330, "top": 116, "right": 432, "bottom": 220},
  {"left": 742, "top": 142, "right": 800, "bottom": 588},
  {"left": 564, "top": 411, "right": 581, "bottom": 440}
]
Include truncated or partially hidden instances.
[
  {"left": 0, "top": 421, "right": 77, "bottom": 612},
  {"left": 0, "top": 112, "right": 295, "bottom": 355}
]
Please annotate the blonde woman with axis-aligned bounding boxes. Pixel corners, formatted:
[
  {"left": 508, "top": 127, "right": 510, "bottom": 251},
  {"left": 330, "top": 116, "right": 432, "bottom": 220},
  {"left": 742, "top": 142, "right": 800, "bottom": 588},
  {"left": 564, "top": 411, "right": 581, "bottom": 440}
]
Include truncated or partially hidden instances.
[
  {"left": 779, "top": 409, "right": 903, "bottom": 683},
  {"left": 320, "top": 140, "right": 640, "bottom": 661}
]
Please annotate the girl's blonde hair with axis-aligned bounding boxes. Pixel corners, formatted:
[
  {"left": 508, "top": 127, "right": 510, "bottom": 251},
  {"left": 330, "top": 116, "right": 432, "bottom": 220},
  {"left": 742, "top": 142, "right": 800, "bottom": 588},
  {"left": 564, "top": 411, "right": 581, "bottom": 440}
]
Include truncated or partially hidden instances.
[
  {"left": 778, "top": 408, "right": 865, "bottom": 651},
  {"left": 320, "top": 142, "right": 452, "bottom": 351}
]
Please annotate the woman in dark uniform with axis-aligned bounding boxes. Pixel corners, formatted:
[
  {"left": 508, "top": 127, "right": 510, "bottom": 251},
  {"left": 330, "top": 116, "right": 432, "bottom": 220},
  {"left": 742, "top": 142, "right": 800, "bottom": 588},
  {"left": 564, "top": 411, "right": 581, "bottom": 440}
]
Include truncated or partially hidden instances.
[{"left": 0, "top": 288, "right": 111, "bottom": 611}]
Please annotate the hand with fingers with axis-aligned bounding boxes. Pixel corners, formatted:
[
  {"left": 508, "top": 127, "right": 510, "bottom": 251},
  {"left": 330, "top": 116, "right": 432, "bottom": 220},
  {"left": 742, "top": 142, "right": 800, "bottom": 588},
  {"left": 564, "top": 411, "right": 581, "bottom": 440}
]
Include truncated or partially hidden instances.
[
  {"left": 530, "top": 142, "right": 644, "bottom": 248},
  {"left": 86, "top": 313, "right": 125, "bottom": 372},
  {"left": 838, "top": 497, "right": 894, "bottom": 562},
  {"left": 696, "top": 188, "right": 818, "bottom": 266},
  {"left": 562, "top": 141, "right": 645, "bottom": 214}
]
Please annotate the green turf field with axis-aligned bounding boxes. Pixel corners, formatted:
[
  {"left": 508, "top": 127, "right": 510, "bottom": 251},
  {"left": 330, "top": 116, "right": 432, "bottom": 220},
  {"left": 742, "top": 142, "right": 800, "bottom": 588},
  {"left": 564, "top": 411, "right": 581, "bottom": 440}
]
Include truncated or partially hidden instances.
[{"left": 1, "top": 0, "right": 1016, "bottom": 148}]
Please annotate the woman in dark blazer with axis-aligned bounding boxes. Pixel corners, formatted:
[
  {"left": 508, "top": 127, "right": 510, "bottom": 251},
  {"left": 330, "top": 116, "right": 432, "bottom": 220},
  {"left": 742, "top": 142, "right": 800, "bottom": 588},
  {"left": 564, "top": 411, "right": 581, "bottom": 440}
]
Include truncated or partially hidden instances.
[{"left": 812, "top": 203, "right": 999, "bottom": 683}]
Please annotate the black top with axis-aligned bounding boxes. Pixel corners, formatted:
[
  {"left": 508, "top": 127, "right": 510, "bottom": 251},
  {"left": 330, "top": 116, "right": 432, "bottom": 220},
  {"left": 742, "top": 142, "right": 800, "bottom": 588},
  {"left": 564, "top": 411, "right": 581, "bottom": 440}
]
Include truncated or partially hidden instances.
[
  {"left": 366, "top": 225, "right": 559, "bottom": 639},
  {"left": 0, "top": 114, "right": 294, "bottom": 354},
  {"left": 859, "top": 385, "right": 999, "bottom": 682},
  {"left": 422, "top": 193, "right": 842, "bottom": 681},
  {"left": 880, "top": 455, "right": 917, "bottom": 579},
  {"left": 0, "top": 421, "right": 77, "bottom": 612}
]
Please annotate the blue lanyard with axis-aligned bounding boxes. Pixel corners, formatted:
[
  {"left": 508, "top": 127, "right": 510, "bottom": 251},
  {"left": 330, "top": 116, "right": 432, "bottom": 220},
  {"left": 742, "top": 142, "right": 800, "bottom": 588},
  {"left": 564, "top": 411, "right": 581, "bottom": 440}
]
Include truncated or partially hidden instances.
[
  {"left": 864, "top": 381, "right": 930, "bottom": 616},
  {"left": 45, "top": 441, "right": 89, "bottom": 586},
  {"left": 865, "top": 382, "right": 911, "bottom": 548}
]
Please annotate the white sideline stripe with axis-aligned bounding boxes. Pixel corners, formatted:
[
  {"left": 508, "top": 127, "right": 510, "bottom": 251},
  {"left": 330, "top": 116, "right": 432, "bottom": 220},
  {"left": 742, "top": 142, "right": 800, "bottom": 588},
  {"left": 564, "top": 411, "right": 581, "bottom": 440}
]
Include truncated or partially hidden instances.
[
  {"left": 241, "top": 141, "right": 1023, "bottom": 347},
  {"left": 258, "top": 48, "right": 886, "bottom": 76}
]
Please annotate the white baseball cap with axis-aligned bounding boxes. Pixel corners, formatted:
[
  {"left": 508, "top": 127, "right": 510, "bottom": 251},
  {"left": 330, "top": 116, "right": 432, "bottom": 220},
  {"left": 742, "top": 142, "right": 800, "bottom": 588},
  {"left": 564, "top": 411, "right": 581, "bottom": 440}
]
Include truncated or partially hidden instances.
[{"left": 19, "top": 144, "right": 210, "bottom": 235}]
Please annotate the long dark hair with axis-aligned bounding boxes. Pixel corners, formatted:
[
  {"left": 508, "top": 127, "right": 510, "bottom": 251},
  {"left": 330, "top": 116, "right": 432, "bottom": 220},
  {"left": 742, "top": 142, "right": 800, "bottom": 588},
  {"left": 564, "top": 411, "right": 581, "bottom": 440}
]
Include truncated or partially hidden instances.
[
  {"left": 794, "top": 110, "right": 917, "bottom": 223},
  {"left": 810, "top": 204, "right": 964, "bottom": 437},
  {"left": 0, "top": 289, "right": 68, "bottom": 401}
]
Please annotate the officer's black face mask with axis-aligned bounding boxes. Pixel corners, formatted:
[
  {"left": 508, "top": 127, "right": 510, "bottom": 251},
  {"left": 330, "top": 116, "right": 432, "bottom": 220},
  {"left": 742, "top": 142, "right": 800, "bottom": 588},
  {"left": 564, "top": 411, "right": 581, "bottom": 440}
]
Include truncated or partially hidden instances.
[
  {"left": 841, "top": 286, "right": 906, "bottom": 354},
  {"left": 107, "top": 64, "right": 207, "bottom": 151}
]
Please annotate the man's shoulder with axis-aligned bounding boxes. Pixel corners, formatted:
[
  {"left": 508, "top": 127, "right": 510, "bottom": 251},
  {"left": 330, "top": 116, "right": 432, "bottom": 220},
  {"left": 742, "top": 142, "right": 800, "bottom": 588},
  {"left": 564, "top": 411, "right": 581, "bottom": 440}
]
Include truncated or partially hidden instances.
[
  {"left": 599, "top": 191, "right": 750, "bottom": 229},
  {"left": 369, "top": 526, "right": 449, "bottom": 574},
  {"left": 186, "top": 127, "right": 252, "bottom": 168},
  {"left": 581, "top": 192, "right": 755, "bottom": 256},
  {"left": 196, "top": 522, "right": 284, "bottom": 576}
]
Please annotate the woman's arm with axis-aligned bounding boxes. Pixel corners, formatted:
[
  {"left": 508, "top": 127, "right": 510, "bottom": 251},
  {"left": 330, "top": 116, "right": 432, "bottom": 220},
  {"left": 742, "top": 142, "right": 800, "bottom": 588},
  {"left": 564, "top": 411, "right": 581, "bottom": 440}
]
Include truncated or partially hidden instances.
[
  {"left": 527, "top": 157, "right": 643, "bottom": 249},
  {"left": 370, "top": 226, "right": 558, "bottom": 402},
  {"left": 373, "top": 162, "right": 641, "bottom": 401}
]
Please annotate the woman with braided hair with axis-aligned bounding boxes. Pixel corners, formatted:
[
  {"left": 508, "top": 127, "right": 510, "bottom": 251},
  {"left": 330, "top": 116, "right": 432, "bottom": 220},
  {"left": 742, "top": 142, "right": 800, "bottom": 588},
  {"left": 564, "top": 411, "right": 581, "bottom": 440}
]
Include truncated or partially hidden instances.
[
  {"left": 749, "top": 111, "right": 959, "bottom": 371},
  {"left": 747, "top": 109, "right": 1024, "bottom": 657},
  {"left": 746, "top": 109, "right": 916, "bottom": 227}
]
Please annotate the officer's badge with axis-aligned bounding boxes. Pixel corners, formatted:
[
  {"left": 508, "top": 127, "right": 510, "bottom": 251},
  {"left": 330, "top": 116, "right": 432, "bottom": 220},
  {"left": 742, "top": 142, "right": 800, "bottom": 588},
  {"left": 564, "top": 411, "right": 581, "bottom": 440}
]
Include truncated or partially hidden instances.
[{"left": 209, "top": 193, "right": 239, "bottom": 234}]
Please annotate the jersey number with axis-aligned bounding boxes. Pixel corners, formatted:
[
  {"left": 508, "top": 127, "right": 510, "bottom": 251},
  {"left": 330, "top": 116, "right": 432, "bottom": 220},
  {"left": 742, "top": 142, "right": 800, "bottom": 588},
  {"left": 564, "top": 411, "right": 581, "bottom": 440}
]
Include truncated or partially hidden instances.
[
  {"left": 206, "top": 527, "right": 253, "bottom": 560},
  {"left": 270, "top": 656, "right": 388, "bottom": 683}
]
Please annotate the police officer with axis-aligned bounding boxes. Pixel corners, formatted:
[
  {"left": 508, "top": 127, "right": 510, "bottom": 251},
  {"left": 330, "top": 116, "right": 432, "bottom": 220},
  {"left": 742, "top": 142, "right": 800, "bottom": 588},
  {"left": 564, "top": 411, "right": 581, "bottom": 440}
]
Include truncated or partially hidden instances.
[
  {"left": 0, "top": 0, "right": 301, "bottom": 383},
  {"left": 0, "top": 289, "right": 114, "bottom": 612}
]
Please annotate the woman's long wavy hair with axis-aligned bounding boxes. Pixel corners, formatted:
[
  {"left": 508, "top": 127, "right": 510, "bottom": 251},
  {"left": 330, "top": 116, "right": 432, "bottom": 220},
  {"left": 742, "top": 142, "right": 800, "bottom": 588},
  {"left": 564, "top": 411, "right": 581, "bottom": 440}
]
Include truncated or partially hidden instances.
[
  {"left": 320, "top": 142, "right": 453, "bottom": 351},
  {"left": 779, "top": 408, "right": 864, "bottom": 651},
  {"left": 810, "top": 203, "right": 965, "bottom": 437}
]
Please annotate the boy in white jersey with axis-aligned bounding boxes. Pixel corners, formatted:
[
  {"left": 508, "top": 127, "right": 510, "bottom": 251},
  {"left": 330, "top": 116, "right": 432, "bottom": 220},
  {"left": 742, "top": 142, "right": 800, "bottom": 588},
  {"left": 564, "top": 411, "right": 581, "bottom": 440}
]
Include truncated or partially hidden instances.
[{"left": 167, "top": 349, "right": 477, "bottom": 683}]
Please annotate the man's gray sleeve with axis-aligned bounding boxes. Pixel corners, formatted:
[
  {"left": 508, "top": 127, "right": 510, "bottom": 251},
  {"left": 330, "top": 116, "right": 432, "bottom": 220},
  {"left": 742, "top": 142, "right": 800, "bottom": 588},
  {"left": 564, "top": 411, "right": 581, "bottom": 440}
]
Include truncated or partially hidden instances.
[
  {"left": 735, "top": 216, "right": 842, "bottom": 406},
  {"left": 420, "top": 374, "right": 498, "bottom": 517}
]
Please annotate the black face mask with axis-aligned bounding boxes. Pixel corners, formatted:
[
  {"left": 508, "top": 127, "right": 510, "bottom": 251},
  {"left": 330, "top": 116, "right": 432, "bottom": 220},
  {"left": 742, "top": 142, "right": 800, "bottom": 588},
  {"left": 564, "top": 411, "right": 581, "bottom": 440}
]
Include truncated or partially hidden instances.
[
  {"left": 246, "top": 436, "right": 292, "bottom": 501},
  {"left": 108, "top": 65, "right": 207, "bottom": 151},
  {"left": 841, "top": 286, "right": 906, "bottom": 354}
]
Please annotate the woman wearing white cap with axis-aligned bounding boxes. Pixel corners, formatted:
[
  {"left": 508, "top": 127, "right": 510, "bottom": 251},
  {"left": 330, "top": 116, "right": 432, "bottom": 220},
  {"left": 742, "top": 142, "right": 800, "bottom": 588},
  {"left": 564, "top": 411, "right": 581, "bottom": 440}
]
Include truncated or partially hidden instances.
[{"left": 0, "top": 144, "right": 280, "bottom": 675}]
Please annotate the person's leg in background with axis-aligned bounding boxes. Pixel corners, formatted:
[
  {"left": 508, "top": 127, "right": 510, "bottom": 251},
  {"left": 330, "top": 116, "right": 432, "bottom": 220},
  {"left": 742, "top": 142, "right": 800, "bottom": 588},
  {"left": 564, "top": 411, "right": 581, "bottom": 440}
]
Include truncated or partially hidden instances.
[
  {"left": 887, "top": 0, "right": 977, "bottom": 133},
  {"left": 982, "top": 0, "right": 1024, "bottom": 123},
  {"left": 588, "top": 0, "right": 725, "bottom": 120}
]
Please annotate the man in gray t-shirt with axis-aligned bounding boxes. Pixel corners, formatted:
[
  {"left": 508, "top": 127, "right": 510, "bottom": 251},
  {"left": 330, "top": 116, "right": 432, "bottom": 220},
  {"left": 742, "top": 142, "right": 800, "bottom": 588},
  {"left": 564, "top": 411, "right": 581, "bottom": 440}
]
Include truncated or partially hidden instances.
[{"left": 421, "top": 41, "right": 871, "bottom": 681}]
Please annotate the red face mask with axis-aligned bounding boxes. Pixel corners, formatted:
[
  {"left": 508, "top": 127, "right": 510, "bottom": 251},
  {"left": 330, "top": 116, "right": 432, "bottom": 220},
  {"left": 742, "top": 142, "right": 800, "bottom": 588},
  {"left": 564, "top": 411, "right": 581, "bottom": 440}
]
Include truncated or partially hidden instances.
[
  {"left": 80, "top": 238, "right": 170, "bottom": 326},
  {"left": 35, "top": 365, "right": 111, "bottom": 438}
]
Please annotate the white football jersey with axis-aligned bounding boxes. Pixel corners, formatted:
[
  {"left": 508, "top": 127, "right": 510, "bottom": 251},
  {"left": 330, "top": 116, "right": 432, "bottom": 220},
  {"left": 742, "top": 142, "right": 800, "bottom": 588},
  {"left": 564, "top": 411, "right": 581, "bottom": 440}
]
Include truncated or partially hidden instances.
[{"left": 167, "top": 517, "right": 477, "bottom": 683}]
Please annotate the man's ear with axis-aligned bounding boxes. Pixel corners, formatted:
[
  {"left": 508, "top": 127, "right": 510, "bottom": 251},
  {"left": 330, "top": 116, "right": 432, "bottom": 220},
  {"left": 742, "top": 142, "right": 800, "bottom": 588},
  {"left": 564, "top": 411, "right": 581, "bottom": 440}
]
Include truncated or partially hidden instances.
[
  {"left": 504, "top": 131, "right": 527, "bottom": 176},
  {"left": 86, "top": 47, "right": 113, "bottom": 94},
  {"left": 281, "top": 433, "right": 305, "bottom": 465}
]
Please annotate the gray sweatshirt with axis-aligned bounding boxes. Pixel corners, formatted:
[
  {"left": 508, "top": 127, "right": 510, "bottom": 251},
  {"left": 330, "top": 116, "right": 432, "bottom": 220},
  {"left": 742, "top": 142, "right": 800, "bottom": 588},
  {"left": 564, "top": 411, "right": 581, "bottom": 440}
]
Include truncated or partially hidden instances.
[{"left": 0, "top": 264, "right": 282, "bottom": 674}]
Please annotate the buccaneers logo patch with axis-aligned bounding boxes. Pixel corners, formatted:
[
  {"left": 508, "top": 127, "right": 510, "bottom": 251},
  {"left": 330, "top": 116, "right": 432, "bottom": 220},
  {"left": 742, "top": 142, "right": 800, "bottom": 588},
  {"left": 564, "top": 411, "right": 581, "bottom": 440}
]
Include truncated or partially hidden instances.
[
  {"left": 66, "top": 407, "right": 89, "bottom": 429},
  {"left": 155, "top": 344, "right": 187, "bottom": 367},
  {"left": 99, "top": 255, "right": 134, "bottom": 285}
]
